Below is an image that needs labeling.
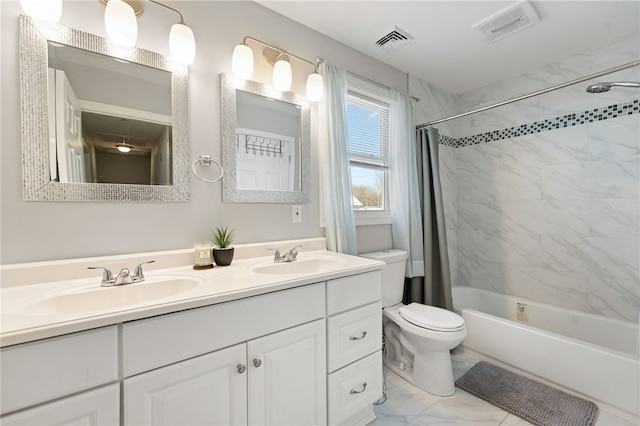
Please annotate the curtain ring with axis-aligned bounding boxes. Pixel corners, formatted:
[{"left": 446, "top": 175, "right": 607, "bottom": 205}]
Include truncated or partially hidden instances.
[{"left": 192, "top": 155, "right": 224, "bottom": 183}]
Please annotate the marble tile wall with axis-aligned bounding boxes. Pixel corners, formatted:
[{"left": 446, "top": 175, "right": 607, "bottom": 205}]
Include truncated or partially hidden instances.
[{"left": 451, "top": 34, "right": 640, "bottom": 323}]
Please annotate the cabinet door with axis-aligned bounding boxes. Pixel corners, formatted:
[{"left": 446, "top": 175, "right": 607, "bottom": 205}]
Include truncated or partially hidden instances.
[
  {"left": 124, "top": 343, "right": 247, "bottom": 426},
  {"left": 248, "top": 319, "right": 326, "bottom": 426},
  {"left": 1, "top": 384, "right": 119, "bottom": 426}
]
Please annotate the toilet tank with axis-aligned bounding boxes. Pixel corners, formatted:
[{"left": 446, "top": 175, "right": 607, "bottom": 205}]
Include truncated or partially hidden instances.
[{"left": 359, "top": 249, "right": 408, "bottom": 308}]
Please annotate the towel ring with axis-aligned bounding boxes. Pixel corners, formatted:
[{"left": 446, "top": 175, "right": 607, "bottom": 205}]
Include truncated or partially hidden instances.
[{"left": 192, "top": 155, "right": 224, "bottom": 183}]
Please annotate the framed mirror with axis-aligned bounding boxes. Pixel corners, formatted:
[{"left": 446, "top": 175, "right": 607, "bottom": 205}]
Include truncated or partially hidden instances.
[
  {"left": 221, "top": 73, "right": 310, "bottom": 203},
  {"left": 19, "top": 15, "right": 190, "bottom": 202}
]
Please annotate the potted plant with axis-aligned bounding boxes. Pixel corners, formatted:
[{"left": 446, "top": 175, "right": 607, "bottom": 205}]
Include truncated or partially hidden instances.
[{"left": 211, "top": 226, "right": 235, "bottom": 266}]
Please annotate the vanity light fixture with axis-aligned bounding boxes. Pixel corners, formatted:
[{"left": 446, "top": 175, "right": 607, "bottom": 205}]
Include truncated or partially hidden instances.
[
  {"left": 104, "top": 0, "right": 138, "bottom": 52},
  {"left": 272, "top": 55, "right": 292, "bottom": 92},
  {"left": 100, "top": 0, "right": 196, "bottom": 65},
  {"left": 19, "top": 0, "right": 63, "bottom": 23},
  {"left": 232, "top": 36, "right": 324, "bottom": 101}
]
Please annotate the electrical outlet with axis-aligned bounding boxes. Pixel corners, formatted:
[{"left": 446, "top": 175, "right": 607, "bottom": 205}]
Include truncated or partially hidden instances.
[{"left": 292, "top": 205, "right": 302, "bottom": 223}]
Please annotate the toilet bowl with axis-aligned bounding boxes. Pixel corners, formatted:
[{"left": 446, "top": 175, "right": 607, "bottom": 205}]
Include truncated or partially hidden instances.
[{"left": 360, "top": 250, "right": 466, "bottom": 397}]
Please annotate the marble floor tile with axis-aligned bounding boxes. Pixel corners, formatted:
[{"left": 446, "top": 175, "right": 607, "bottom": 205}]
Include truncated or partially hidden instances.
[{"left": 371, "top": 351, "right": 636, "bottom": 426}]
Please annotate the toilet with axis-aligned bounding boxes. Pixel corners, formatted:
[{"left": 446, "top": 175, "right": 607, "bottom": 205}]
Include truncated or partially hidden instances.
[{"left": 360, "top": 249, "right": 466, "bottom": 396}]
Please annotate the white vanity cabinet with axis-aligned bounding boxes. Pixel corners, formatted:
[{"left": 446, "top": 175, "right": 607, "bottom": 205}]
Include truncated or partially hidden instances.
[
  {"left": 0, "top": 325, "right": 119, "bottom": 417},
  {"left": 1, "top": 384, "right": 120, "bottom": 426},
  {"left": 326, "top": 271, "right": 383, "bottom": 426},
  {"left": 124, "top": 319, "right": 326, "bottom": 426},
  {"left": 122, "top": 283, "right": 326, "bottom": 426},
  {"left": 1, "top": 262, "right": 384, "bottom": 426},
  {"left": 124, "top": 343, "right": 248, "bottom": 426}
]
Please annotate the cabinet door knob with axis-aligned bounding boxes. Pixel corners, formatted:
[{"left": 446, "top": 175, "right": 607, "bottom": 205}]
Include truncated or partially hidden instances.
[
  {"left": 349, "top": 331, "right": 368, "bottom": 341},
  {"left": 253, "top": 358, "right": 262, "bottom": 368},
  {"left": 237, "top": 364, "right": 246, "bottom": 374},
  {"left": 350, "top": 382, "right": 368, "bottom": 394}
]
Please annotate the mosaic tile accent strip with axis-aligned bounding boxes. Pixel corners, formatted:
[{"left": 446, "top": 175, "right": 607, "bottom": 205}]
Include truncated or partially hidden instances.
[{"left": 437, "top": 99, "right": 640, "bottom": 148}]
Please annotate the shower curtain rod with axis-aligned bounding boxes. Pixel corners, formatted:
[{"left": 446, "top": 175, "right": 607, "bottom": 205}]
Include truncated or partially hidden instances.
[
  {"left": 347, "top": 71, "right": 421, "bottom": 102},
  {"left": 416, "top": 59, "right": 640, "bottom": 129}
]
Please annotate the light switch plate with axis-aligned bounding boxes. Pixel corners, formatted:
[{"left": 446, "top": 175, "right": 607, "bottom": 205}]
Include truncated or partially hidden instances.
[{"left": 292, "top": 205, "right": 302, "bottom": 223}]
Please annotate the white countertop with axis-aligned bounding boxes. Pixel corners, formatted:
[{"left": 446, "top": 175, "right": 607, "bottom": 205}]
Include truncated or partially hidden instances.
[{"left": 1, "top": 240, "right": 384, "bottom": 347}]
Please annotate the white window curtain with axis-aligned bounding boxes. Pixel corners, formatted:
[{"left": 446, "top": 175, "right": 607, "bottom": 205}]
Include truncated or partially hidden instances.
[
  {"left": 318, "top": 62, "right": 357, "bottom": 255},
  {"left": 389, "top": 90, "right": 424, "bottom": 277}
]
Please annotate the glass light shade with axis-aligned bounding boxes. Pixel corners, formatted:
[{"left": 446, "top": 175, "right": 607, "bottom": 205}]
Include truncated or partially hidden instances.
[
  {"left": 104, "top": 0, "right": 138, "bottom": 51},
  {"left": 117, "top": 144, "right": 132, "bottom": 153},
  {"left": 232, "top": 43, "right": 254, "bottom": 80},
  {"left": 170, "top": 23, "right": 196, "bottom": 65},
  {"left": 20, "top": 0, "right": 62, "bottom": 23},
  {"left": 306, "top": 72, "right": 324, "bottom": 102},
  {"left": 273, "top": 59, "right": 292, "bottom": 92}
]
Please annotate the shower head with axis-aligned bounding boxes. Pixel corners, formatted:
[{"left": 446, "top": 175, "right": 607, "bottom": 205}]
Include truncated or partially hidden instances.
[{"left": 586, "top": 81, "right": 640, "bottom": 93}]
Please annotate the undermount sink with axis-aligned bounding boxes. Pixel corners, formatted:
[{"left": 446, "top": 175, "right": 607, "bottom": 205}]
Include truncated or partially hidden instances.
[
  {"left": 12, "top": 276, "right": 204, "bottom": 315},
  {"left": 250, "top": 256, "right": 347, "bottom": 275}
]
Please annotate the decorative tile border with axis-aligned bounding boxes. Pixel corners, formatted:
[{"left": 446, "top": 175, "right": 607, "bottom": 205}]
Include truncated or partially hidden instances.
[{"left": 437, "top": 99, "right": 639, "bottom": 148}]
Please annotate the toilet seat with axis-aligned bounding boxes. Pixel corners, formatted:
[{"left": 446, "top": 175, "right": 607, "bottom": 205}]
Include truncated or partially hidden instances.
[{"left": 399, "top": 303, "right": 465, "bottom": 332}]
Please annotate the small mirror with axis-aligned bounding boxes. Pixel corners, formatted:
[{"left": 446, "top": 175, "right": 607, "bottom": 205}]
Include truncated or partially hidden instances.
[
  {"left": 221, "top": 73, "right": 310, "bottom": 203},
  {"left": 20, "top": 16, "right": 189, "bottom": 202}
]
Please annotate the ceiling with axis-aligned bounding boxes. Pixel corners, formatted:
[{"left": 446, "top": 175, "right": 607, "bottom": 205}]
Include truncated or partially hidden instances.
[{"left": 256, "top": 0, "right": 640, "bottom": 95}]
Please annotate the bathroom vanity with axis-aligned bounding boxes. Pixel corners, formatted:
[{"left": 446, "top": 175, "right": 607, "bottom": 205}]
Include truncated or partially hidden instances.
[{"left": 0, "top": 238, "right": 384, "bottom": 426}]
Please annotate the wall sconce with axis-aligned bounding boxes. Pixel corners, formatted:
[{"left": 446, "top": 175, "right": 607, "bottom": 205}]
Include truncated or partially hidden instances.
[
  {"left": 99, "top": 0, "right": 196, "bottom": 65},
  {"left": 19, "top": 0, "right": 63, "bottom": 23},
  {"left": 232, "top": 36, "right": 324, "bottom": 101}
]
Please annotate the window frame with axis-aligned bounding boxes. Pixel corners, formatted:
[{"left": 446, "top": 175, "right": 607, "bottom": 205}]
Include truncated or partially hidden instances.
[{"left": 345, "top": 76, "right": 392, "bottom": 225}]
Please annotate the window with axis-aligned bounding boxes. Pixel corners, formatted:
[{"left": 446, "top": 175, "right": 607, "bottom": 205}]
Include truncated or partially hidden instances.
[{"left": 346, "top": 88, "right": 390, "bottom": 218}]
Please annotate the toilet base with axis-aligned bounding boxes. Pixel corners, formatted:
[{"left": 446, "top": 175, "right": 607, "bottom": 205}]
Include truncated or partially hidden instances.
[{"left": 383, "top": 338, "right": 457, "bottom": 396}]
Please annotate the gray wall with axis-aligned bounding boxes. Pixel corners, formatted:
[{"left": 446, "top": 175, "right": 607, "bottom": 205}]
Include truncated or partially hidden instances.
[{"left": 1, "top": 1, "right": 407, "bottom": 264}]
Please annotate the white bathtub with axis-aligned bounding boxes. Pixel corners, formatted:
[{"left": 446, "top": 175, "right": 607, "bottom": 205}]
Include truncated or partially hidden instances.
[{"left": 452, "top": 286, "right": 639, "bottom": 419}]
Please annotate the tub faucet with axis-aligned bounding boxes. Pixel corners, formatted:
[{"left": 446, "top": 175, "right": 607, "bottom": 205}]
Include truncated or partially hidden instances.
[{"left": 88, "top": 260, "right": 155, "bottom": 287}]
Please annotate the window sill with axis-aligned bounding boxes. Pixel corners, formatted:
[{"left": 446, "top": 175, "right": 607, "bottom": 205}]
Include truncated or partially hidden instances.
[{"left": 354, "top": 212, "right": 392, "bottom": 226}]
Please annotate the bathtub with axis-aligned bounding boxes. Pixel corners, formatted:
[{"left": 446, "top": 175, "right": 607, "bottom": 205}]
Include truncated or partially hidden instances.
[{"left": 452, "top": 286, "right": 639, "bottom": 419}]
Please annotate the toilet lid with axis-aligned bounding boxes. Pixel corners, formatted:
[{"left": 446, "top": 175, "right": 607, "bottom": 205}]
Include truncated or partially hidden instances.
[{"left": 399, "top": 303, "right": 465, "bottom": 332}]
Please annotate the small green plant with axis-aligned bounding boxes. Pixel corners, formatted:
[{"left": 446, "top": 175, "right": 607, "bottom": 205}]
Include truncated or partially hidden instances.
[{"left": 211, "top": 226, "right": 234, "bottom": 249}]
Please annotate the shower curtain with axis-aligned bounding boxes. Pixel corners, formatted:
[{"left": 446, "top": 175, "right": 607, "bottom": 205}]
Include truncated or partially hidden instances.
[{"left": 403, "top": 127, "right": 453, "bottom": 310}]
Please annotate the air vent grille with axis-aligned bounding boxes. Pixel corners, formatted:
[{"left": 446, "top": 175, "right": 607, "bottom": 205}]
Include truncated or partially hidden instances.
[
  {"left": 473, "top": 0, "right": 540, "bottom": 43},
  {"left": 376, "top": 27, "right": 414, "bottom": 51}
]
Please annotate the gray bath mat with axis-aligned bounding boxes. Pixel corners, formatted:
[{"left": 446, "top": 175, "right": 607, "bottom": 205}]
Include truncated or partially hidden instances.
[{"left": 455, "top": 361, "right": 599, "bottom": 426}]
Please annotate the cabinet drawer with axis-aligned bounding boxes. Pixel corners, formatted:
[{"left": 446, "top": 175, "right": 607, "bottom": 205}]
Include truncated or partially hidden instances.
[
  {"left": 1, "top": 384, "right": 119, "bottom": 426},
  {"left": 327, "top": 302, "right": 381, "bottom": 372},
  {"left": 327, "top": 351, "right": 382, "bottom": 426},
  {"left": 326, "top": 271, "right": 381, "bottom": 315},
  {"left": 123, "top": 283, "right": 325, "bottom": 376},
  {"left": 0, "top": 326, "right": 118, "bottom": 415}
]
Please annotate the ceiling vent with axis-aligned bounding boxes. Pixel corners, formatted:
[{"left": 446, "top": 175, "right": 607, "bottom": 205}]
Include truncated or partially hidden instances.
[
  {"left": 473, "top": 0, "right": 540, "bottom": 43},
  {"left": 376, "top": 26, "right": 414, "bottom": 51}
]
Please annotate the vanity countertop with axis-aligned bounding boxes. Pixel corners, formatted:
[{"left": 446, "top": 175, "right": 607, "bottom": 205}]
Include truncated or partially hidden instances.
[{"left": 0, "top": 240, "right": 384, "bottom": 347}]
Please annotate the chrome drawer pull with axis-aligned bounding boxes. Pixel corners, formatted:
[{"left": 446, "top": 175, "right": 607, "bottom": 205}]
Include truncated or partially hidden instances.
[
  {"left": 350, "top": 382, "right": 368, "bottom": 394},
  {"left": 349, "top": 331, "right": 367, "bottom": 341},
  {"left": 237, "top": 364, "right": 246, "bottom": 374},
  {"left": 253, "top": 358, "right": 262, "bottom": 368}
]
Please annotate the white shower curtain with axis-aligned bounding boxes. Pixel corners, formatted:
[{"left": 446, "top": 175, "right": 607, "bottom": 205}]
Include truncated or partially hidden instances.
[
  {"left": 389, "top": 90, "right": 424, "bottom": 277},
  {"left": 318, "top": 62, "right": 357, "bottom": 255}
]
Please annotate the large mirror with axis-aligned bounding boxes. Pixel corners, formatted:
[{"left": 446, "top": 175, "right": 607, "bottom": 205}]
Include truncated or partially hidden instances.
[
  {"left": 221, "top": 73, "right": 310, "bottom": 203},
  {"left": 19, "top": 15, "right": 190, "bottom": 201}
]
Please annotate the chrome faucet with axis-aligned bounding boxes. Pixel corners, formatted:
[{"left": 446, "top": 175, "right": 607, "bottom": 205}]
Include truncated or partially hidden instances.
[
  {"left": 268, "top": 246, "right": 301, "bottom": 263},
  {"left": 88, "top": 260, "right": 155, "bottom": 287},
  {"left": 283, "top": 245, "right": 302, "bottom": 262},
  {"left": 267, "top": 248, "right": 285, "bottom": 263}
]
